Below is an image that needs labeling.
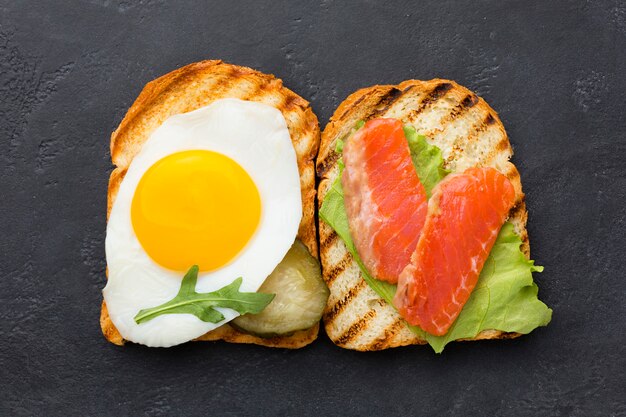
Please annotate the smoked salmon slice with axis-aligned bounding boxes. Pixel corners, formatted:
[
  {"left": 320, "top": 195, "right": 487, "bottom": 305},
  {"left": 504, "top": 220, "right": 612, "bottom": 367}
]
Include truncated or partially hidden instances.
[
  {"left": 342, "top": 118, "right": 428, "bottom": 283},
  {"left": 394, "top": 167, "right": 516, "bottom": 335}
]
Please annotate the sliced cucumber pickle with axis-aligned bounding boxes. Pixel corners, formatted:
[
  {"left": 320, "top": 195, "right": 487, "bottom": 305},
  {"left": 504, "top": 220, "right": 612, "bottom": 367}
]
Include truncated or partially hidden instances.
[{"left": 232, "top": 240, "right": 329, "bottom": 337}]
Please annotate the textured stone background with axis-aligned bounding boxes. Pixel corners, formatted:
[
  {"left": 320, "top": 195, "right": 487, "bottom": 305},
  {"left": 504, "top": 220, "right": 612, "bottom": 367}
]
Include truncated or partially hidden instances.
[{"left": 1, "top": 1, "right": 624, "bottom": 416}]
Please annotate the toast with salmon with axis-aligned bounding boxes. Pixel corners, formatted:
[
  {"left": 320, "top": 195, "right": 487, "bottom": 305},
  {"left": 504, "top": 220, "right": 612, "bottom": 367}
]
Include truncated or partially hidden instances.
[
  {"left": 317, "top": 79, "right": 548, "bottom": 351},
  {"left": 101, "top": 60, "right": 321, "bottom": 349}
]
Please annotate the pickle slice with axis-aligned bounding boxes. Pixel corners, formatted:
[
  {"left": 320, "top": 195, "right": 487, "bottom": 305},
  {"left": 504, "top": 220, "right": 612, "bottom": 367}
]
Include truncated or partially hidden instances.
[{"left": 232, "top": 240, "right": 329, "bottom": 337}]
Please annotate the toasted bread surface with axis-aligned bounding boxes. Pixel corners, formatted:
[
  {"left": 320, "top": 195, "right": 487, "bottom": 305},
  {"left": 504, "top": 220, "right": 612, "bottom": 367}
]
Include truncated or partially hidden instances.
[
  {"left": 317, "top": 80, "right": 529, "bottom": 351},
  {"left": 101, "top": 60, "right": 320, "bottom": 349}
]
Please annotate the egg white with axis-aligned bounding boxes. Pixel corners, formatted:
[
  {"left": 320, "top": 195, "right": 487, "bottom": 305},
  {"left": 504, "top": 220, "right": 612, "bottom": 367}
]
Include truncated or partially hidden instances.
[{"left": 103, "top": 98, "right": 302, "bottom": 347}]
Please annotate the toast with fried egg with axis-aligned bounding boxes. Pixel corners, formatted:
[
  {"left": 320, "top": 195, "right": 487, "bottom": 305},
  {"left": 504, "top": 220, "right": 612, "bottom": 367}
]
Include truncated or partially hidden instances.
[
  {"left": 101, "top": 60, "right": 320, "bottom": 349},
  {"left": 317, "top": 80, "right": 533, "bottom": 351}
]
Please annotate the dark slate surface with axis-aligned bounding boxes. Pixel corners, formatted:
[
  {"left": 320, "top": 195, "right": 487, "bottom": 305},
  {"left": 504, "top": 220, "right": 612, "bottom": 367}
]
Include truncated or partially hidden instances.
[{"left": 1, "top": 1, "right": 624, "bottom": 416}]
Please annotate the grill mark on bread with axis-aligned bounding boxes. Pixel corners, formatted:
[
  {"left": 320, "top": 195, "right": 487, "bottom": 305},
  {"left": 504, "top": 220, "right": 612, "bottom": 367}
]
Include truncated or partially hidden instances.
[
  {"left": 324, "top": 280, "right": 367, "bottom": 321},
  {"left": 320, "top": 230, "right": 339, "bottom": 249},
  {"left": 366, "top": 317, "right": 407, "bottom": 350},
  {"left": 278, "top": 93, "right": 300, "bottom": 112},
  {"left": 337, "top": 88, "right": 376, "bottom": 121},
  {"left": 324, "top": 251, "right": 353, "bottom": 286},
  {"left": 375, "top": 84, "right": 417, "bottom": 119},
  {"left": 365, "top": 87, "right": 405, "bottom": 120},
  {"left": 445, "top": 93, "right": 479, "bottom": 122},
  {"left": 427, "top": 82, "right": 454, "bottom": 99},
  {"left": 460, "top": 93, "right": 479, "bottom": 109},
  {"left": 509, "top": 197, "right": 526, "bottom": 218},
  {"left": 454, "top": 94, "right": 479, "bottom": 117},
  {"left": 334, "top": 309, "right": 377, "bottom": 346},
  {"left": 257, "top": 78, "right": 277, "bottom": 92},
  {"left": 317, "top": 151, "right": 340, "bottom": 177},
  {"left": 463, "top": 112, "right": 498, "bottom": 144},
  {"left": 203, "top": 69, "right": 237, "bottom": 97},
  {"left": 200, "top": 69, "right": 251, "bottom": 105},
  {"left": 410, "top": 82, "right": 453, "bottom": 119}
]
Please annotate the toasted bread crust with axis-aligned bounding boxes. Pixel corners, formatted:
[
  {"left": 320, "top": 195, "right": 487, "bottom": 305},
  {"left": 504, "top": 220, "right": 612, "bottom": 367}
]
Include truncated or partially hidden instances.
[
  {"left": 101, "top": 60, "right": 320, "bottom": 349},
  {"left": 317, "top": 80, "right": 529, "bottom": 351}
]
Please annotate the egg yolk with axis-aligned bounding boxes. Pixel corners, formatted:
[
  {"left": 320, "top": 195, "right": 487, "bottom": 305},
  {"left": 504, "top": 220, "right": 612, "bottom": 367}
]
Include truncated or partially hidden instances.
[{"left": 131, "top": 150, "right": 261, "bottom": 272}]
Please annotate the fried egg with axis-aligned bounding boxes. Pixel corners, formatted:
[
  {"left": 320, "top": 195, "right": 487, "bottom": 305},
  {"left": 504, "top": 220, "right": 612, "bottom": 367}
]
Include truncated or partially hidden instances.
[{"left": 103, "top": 98, "right": 302, "bottom": 347}]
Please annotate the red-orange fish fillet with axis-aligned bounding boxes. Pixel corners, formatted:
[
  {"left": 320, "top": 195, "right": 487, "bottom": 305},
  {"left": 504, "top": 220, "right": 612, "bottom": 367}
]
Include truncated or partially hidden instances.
[
  {"left": 342, "top": 118, "right": 428, "bottom": 283},
  {"left": 394, "top": 167, "right": 516, "bottom": 336}
]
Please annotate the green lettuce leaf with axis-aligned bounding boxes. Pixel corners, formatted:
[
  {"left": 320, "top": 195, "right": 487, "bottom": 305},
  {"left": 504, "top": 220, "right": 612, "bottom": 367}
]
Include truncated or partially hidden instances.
[
  {"left": 403, "top": 125, "right": 451, "bottom": 197},
  {"left": 134, "top": 266, "right": 275, "bottom": 324},
  {"left": 319, "top": 126, "right": 551, "bottom": 353}
]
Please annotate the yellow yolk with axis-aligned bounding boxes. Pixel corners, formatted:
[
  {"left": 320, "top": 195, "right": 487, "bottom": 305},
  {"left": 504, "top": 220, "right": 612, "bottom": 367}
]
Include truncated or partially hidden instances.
[{"left": 131, "top": 150, "right": 261, "bottom": 272}]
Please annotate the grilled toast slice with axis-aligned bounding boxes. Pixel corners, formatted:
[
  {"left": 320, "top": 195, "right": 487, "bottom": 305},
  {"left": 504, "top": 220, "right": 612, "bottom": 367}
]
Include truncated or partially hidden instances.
[
  {"left": 317, "top": 80, "right": 529, "bottom": 351},
  {"left": 101, "top": 60, "right": 320, "bottom": 349}
]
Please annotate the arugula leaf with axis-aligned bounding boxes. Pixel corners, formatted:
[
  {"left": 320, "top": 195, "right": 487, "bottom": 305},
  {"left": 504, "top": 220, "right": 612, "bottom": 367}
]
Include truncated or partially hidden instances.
[
  {"left": 403, "top": 125, "right": 451, "bottom": 197},
  {"left": 134, "top": 266, "right": 275, "bottom": 324},
  {"left": 319, "top": 126, "right": 551, "bottom": 352}
]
